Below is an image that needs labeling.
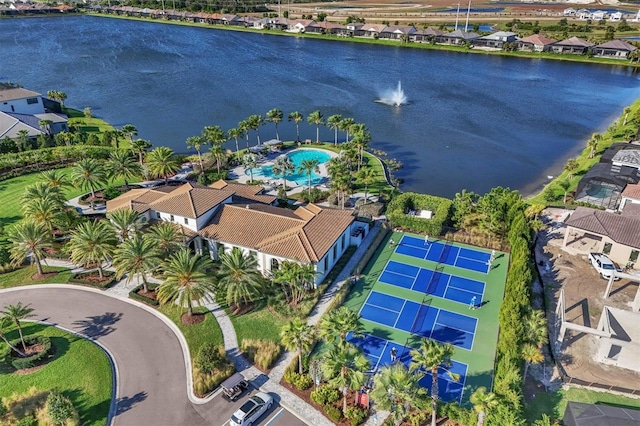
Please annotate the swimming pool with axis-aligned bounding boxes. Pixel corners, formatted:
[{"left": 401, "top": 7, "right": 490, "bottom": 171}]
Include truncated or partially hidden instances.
[{"left": 246, "top": 149, "right": 332, "bottom": 186}]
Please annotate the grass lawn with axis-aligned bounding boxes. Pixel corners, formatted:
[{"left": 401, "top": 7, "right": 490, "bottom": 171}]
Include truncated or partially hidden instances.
[
  {"left": 157, "top": 305, "right": 224, "bottom": 358},
  {"left": 525, "top": 386, "right": 640, "bottom": 423},
  {"left": 226, "top": 300, "right": 287, "bottom": 346},
  {"left": 0, "top": 323, "right": 112, "bottom": 426},
  {"left": 0, "top": 265, "right": 73, "bottom": 289}
]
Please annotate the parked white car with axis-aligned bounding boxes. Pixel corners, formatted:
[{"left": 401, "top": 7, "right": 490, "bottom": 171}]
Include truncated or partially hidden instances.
[
  {"left": 589, "top": 252, "right": 620, "bottom": 280},
  {"left": 229, "top": 392, "right": 273, "bottom": 426}
]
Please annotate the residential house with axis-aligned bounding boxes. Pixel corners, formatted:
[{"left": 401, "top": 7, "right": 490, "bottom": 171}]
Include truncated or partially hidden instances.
[
  {"left": 563, "top": 401, "right": 640, "bottom": 426},
  {"left": 591, "top": 10, "right": 607, "bottom": 21},
  {"left": 288, "top": 19, "right": 315, "bottom": 33},
  {"left": 435, "top": 29, "right": 480, "bottom": 46},
  {"left": 593, "top": 40, "right": 637, "bottom": 59},
  {"left": 355, "top": 24, "right": 387, "bottom": 39},
  {"left": 411, "top": 27, "right": 444, "bottom": 43},
  {"left": 516, "top": 34, "right": 557, "bottom": 52},
  {"left": 310, "top": 21, "right": 346, "bottom": 35},
  {"left": 609, "top": 11, "right": 623, "bottom": 22},
  {"left": 379, "top": 25, "right": 417, "bottom": 41},
  {"left": 0, "top": 84, "right": 45, "bottom": 115},
  {"left": 563, "top": 8, "right": 576, "bottom": 16},
  {"left": 551, "top": 36, "right": 594, "bottom": 54},
  {"left": 619, "top": 182, "right": 640, "bottom": 212},
  {"left": 472, "top": 31, "right": 517, "bottom": 49},
  {"left": 577, "top": 9, "right": 591, "bottom": 20},
  {"left": 107, "top": 180, "right": 368, "bottom": 286},
  {"left": 342, "top": 23, "right": 364, "bottom": 37}
]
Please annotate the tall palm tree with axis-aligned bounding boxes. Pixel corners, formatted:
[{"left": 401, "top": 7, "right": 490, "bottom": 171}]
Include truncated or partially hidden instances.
[
  {"left": 16, "top": 129, "right": 31, "bottom": 151},
  {"left": 272, "top": 155, "right": 295, "bottom": 190},
  {"left": 130, "top": 138, "right": 152, "bottom": 166},
  {"left": 370, "top": 363, "right": 427, "bottom": 426},
  {"left": 266, "top": 108, "right": 284, "bottom": 140},
  {"left": 147, "top": 222, "right": 184, "bottom": 259},
  {"left": 298, "top": 158, "right": 320, "bottom": 198},
  {"left": 113, "top": 235, "right": 160, "bottom": 293},
  {"left": 39, "top": 169, "right": 70, "bottom": 189},
  {"left": 158, "top": 249, "right": 215, "bottom": 317},
  {"left": 121, "top": 124, "right": 138, "bottom": 143},
  {"left": 7, "top": 220, "right": 53, "bottom": 276},
  {"left": 146, "top": 147, "right": 180, "bottom": 184},
  {"left": 227, "top": 127, "right": 243, "bottom": 160},
  {"left": 210, "top": 143, "right": 227, "bottom": 175},
  {"left": 22, "top": 182, "right": 65, "bottom": 208},
  {"left": 216, "top": 248, "right": 265, "bottom": 309},
  {"left": 410, "top": 338, "right": 460, "bottom": 426},
  {"left": 321, "top": 342, "right": 369, "bottom": 414},
  {"left": 22, "top": 197, "right": 62, "bottom": 237},
  {"left": 107, "top": 208, "right": 142, "bottom": 241},
  {"left": 318, "top": 306, "right": 365, "bottom": 347},
  {"left": 70, "top": 158, "right": 107, "bottom": 200},
  {"left": 564, "top": 158, "right": 579, "bottom": 180},
  {"left": 587, "top": 133, "right": 602, "bottom": 159},
  {"left": 280, "top": 318, "right": 315, "bottom": 375},
  {"left": 242, "top": 153, "right": 258, "bottom": 183},
  {"left": 521, "top": 343, "right": 544, "bottom": 385},
  {"left": 0, "top": 316, "right": 25, "bottom": 357},
  {"left": 333, "top": 173, "right": 352, "bottom": 210},
  {"left": 105, "top": 150, "right": 142, "bottom": 190},
  {"left": 356, "top": 167, "right": 376, "bottom": 204},
  {"left": 186, "top": 135, "right": 206, "bottom": 172},
  {"left": 238, "top": 119, "right": 251, "bottom": 148},
  {"left": 524, "top": 308, "right": 548, "bottom": 349},
  {"left": 470, "top": 386, "right": 499, "bottom": 426},
  {"left": 288, "top": 111, "right": 304, "bottom": 143},
  {"left": 350, "top": 124, "right": 370, "bottom": 171},
  {"left": 307, "top": 110, "right": 324, "bottom": 144},
  {"left": 1, "top": 302, "right": 35, "bottom": 352},
  {"left": 327, "top": 114, "right": 342, "bottom": 146},
  {"left": 247, "top": 115, "right": 264, "bottom": 146},
  {"left": 66, "top": 221, "right": 117, "bottom": 279},
  {"left": 38, "top": 119, "right": 53, "bottom": 137},
  {"left": 339, "top": 117, "right": 355, "bottom": 143},
  {"left": 203, "top": 125, "right": 226, "bottom": 148}
]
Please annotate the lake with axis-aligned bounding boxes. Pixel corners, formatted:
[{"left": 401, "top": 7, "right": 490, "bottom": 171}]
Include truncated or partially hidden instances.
[{"left": 1, "top": 15, "right": 639, "bottom": 197}]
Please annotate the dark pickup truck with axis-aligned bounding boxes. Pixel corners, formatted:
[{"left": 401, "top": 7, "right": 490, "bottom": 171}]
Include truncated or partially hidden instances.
[{"left": 221, "top": 372, "right": 249, "bottom": 401}]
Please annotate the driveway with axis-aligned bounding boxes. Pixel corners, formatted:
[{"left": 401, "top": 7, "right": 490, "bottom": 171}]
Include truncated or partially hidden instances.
[{"left": 1, "top": 286, "right": 216, "bottom": 425}]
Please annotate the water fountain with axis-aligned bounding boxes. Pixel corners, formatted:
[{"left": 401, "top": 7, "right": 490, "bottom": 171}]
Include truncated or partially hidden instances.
[{"left": 376, "top": 80, "right": 408, "bottom": 106}]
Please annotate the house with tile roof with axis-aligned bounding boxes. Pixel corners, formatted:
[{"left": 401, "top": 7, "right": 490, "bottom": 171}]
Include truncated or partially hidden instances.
[
  {"left": 107, "top": 181, "right": 365, "bottom": 286},
  {"left": 593, "top": 40, "right": 637, "bottom": 59},
  {"left": 472, "top": 31, "right": 517, "bottom": 50},
  {"left": 379, "top": 25, "right": 417, "bottom": 41},
  {"left": 551, "top": 37, "right": 594, "bottom": 55},
  {"left": 619, "top": 182, "right": 640, "bottom": 212},
  {"left": 563, "top": 205, "right": 640, "bottom": 266},
  {"left": 355, "top": 24, "right": 388, "bottom": 38},
  {"left": 435, "top": 30, "right": 480, "bottom": 46},
  {"left": 516, "top": 34, "right": 557, "bottom": 52},
  {"left": 411, "top": 27, "right": 444, "bottom": 43}
]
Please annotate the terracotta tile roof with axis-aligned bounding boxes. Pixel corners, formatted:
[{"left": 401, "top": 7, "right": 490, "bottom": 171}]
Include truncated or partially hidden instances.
[
  {"left": 106, "top": 188, "right": 152, "bottom": 212},
  {"left": 150, "top": 182, "right": 234, "bottom": 218},
  {"left": 518, "top": 34, "right": 557, "bottom": 45},
  {"left": 209, "top": 180, "right": 276, "bottom": 204},
  {"left": 566, "top": 206, "right": 640, "bottom": 249},
  {"left": 621, "top": 203, "right": 640, "bottom": 218},
  {"left": 623, "top": 183, "right": 640, "bottom": 199},
  {"left": 200, "top": 203, "right": 354, "bottom": 262},
  {"left": 556, "top": 36, "right": 594, "bottom": 47}
]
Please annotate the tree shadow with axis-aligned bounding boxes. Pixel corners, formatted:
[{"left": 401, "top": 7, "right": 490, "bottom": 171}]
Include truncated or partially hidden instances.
[
  {"left": 72, "top": 312, "right": 123, "bottom": 338},
  {"left": 115, "top": 391, "right": 147, "bottom": 415}
]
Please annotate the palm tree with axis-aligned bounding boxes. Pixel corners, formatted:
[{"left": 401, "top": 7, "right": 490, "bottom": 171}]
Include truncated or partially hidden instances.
[
  {"left": 7, "top": 220, "right": 53, "bottom": 276},
  {"left": 22, "top": 182, "right": 65, "bottom": 208},
  {"left": 524, "top": 309, "right": 549, "bottom": 349},
  {"left": 327, "top": 114, "right": 342, "bottom": 146},
  {"left": 0, "top": 316, "right": 25, "bottom": 357},
  {"left": 370, "top": 363, "right": 427, "bottom": 426},
  {"left": 280, "top": 319, "right": 315, "bottom": 375},
  {"left": 266, "top": 108, "right": 284, "bottom": 140},
  {"left": 522, "top": 343, "right": 544, "bottom": 385},
  {"left": 39, "top": 169, "right": 70, "bottom": 189},
  {"left": 307, "top": 110, "right": 324, "bottom": 144},
  {"left": 121, "top": 124, "right": 138, "bottom": 142},
  {"left": 238, "top": 119, "right": 251, "bottom": 148},
  {"left": 210, "top": 143, "right": 227, "bottom": 175},
  {"left": 107, "top": 208, "right": 142, "bottom": 241},
  {"left": 318, "top": 306, "right": 365, "bottom": 347},
  {"left": 321, "top": 342, "right": 369, "bottom": 414},
  {"left": 147, "top": 222, "right": 184, "bottom": 259},
  {"left": 113, "top": 235, "right": 160, "bottom": 293},
  {"left": 272, "top": 155, "right": 295, "bottom": 190},
  {"left": 339, "top": 117, "right": 355, "bottom": 143},
  {"left": 130, "top": 138, "right": 152, "bottom": 166},
  {"left": 470, "top": 386, "right": 498, "bottom": 426},
  {"left": 298, "top": 158, "right": 320, "bottom": 198},
  {"left": 146, "top": 147, "right": 180, "bottom": 184},
  {"left": 334, "top": 173, "right": 352, "bottom": 209},
  {"left": 39, "top": 119, "right": 53, "bottom": 137},
  {"left": 22, "top": 197, "right": 62, "bottom": 236},
  {"left": 216, "top": 248, "right": 265, "bottom": 309},
  {"left": 227, "top": 127, "right": 243, "bottom": 160},
  {"left": 70, "top": 158, "right": 107, "bottom": 200},
  {"left": 16, "top": 129, "right": 31, "bottom": 151},
  {"left": 105, "top": 150, "right": 142, "bottom": 190},
  {"left": 288, "top": 111, "right": 304, "bottom": 142},
  {"left": 350, "top": 124, "right": 370, "bottom": 171},
  {"left": 186, "top": 135, "right": 206, "bottom": 172},
  {"left": 564, "top": 158, "right": 579, "bottom": 180},
  {"left": 203, "top": 125, "right": 226, "bottom": 148},
  {"left": 247, "top": 114, "right": 264, "bottom": 146},
  {"left": 66, "top": 221, "right": 117, "bottom": 279},
  {"left": 242, "top": 153, "right": 258, "bottom": 183},
  {"left": 587, "top": 133, "right": 601, "bottom": 159},
  {"left": 410, "top": 338, "right": 460, "bottom": 426},
  {"left": 355, "top": 167, "right": 376, "bottom": 204},
  {"left": 1, "top": 302, "right": 35, "bottom": 353},
  {"left": 158, "top": 249, "right": 215, "bottom": 317}
]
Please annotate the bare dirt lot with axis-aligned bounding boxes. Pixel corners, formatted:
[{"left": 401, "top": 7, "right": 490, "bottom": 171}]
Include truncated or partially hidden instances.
[{"left": 535, "top": 208, "right": 640, "bottom": 392}]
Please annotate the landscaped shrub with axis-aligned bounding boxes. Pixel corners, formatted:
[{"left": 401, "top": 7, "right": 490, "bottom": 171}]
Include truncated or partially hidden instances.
[
  {"left": 345, "top": 406, "right": 368, "bottom": 426},
  {"left": 407, "top": 410, "right": 428, "bottom": 426},
  {"left": 128, "top": 284, "right": 159, "bottom": 306},
  {"left": 240, "top": 339, "right": 282, "bottom": 370},
  {"left": 0, "top": 399, "right": 7, "bottom": 416},
  {"left": 386, "top": 192, "right": 452, "bottom": 235},
  {"left": 195, "top": 343, "right": 227, "bottom": 373},
  {"left": 310, "top": 385, "right": 341, "bottom": 405},
  {"left": 283, "top": 371, "right": 313, "bottom": 390},
  {"left": 102, "top": 186, "right": 122, "bottom": 200},
  {"left": 10, "top": 336, "right": 52, "bottom": 370},
  {"left": 45, "top": 390, "right": 77, "bottom": 426},
  {"left": 15, "top": 416, "right": 37, "bottom": 426},
  {"left": 68, "top": 270, "right": 116, "bottom": 289},
  {"left": 324, "top": 404, "right": 343, "bottom": 423},
  {"left": 193, "top": 344, "right": 235, "bottom": 396},
  {"left": 193, "top": 366, "right": 235, "bottom": 396}
]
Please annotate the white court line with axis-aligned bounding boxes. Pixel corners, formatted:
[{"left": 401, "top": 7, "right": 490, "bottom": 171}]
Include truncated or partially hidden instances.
[{"left": 392, "top": 299, "right": 409, "bottom": 329}]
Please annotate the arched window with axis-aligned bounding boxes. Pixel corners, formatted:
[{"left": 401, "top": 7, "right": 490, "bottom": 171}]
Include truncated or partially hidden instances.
[{"left": 271, "top": 258, "right": 280, "bottom": 271}]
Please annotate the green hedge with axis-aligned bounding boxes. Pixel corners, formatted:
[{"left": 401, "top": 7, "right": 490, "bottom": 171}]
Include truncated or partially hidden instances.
[
  {"left": 128, "top": 284, "right": 159, "bottom": 306},
  {"left": 386, "top": 192, "right": 452, "bottom": 235},
  {"left": 10, "top": 335, "right": 53, "bottom": 370},
  {"left": 68, "top": 270, "right": 116, "bottom": 289}
]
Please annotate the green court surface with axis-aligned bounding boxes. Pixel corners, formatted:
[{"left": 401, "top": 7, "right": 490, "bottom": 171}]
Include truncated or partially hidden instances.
[{"left": 343, "top": 230, "right": 508, "bottom": 404}]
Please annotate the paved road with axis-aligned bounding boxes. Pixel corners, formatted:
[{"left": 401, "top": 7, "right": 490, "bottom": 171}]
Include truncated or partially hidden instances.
[{"left": 1, "top": 286, "right": 305, "bottom": 426}]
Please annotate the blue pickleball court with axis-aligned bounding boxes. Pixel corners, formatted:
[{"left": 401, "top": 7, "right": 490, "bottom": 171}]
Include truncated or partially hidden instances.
[{"left": 396, "top": 236, "right": 492, "bottom": 274}]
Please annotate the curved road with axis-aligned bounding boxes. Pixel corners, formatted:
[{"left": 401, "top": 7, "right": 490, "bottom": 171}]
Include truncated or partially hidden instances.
[{"left": 1, "top": 286, "right": 212, "bottom": 425}]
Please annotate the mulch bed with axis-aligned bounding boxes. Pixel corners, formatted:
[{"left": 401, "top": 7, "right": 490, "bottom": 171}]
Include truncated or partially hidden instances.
[
  {"left": 13, "top": 364, "right": 46, "bottom": 375},
  {"left": 137, "top": 289, "right": 158, "bottom": 300},
  {"left": 31, "top": 271, "right": 59, "bottom": 280},
  {"left": 181, "top": 312, "right": 206, "bottom": 325},
  {"left": 75, "top": 273, "right": 112, "bottom": 285}
]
